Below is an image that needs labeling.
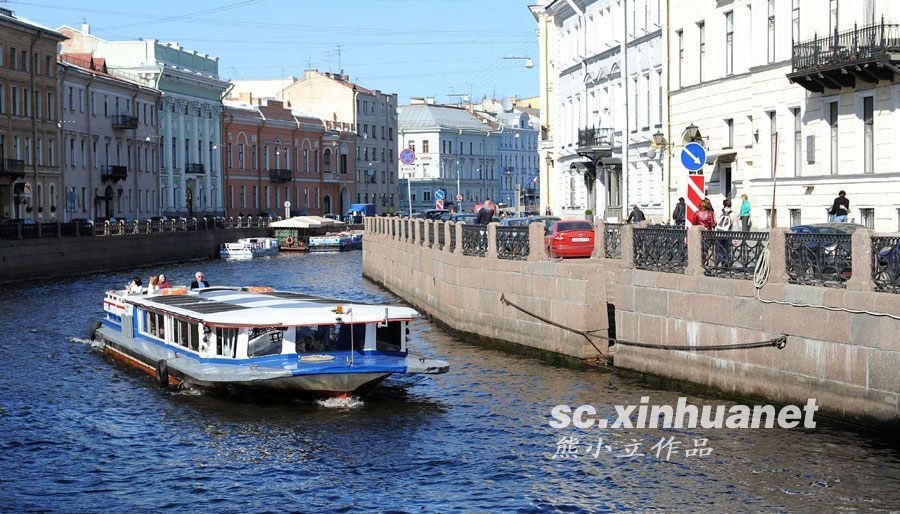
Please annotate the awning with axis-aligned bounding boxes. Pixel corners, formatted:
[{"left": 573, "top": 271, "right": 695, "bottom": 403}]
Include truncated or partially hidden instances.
[
  {"left": 705, "top": 151, "right": 737, "bottom": 165},
  {"left": 270, "top": 216, "right": 347, "bottom": 229}
]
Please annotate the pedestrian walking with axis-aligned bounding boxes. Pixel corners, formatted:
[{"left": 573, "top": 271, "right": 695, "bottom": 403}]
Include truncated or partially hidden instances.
[
  {"left": 625, "top": 204, "right": 646, "bottom": 224},
  {"left": 739, "top": 194, "right": 751, "bottom": 231},
  {"left": 828, "top": 190, "right": 850, "bottom": 222},
  {"left": 672, "top": 198, "right": 686, "bottom": 226},
  {"left": 693, "top": 199, "right": 716, "bottom": 230}
]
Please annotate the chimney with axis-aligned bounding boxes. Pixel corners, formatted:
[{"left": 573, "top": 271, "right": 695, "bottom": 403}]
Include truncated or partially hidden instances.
[
  {"left": 425, "top": 97, "right": 435, "bottom": 105},
  {"left": 410, "top": 97, "right": 425, "bottom": 105},
  {"left": 239, "top": 91, "right": 253, "bottom": 105},
  {"left": 81, "top": 19, "right": 91, "bottom": 34}
]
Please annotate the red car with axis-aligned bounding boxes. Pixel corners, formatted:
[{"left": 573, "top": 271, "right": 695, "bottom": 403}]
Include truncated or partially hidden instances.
[{"left": 545, "top": 220, "right": 595, "bottom": 258}]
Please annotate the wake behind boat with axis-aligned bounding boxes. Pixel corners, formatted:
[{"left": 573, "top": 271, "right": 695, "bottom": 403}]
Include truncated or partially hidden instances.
[{"left": 93, "top": 286, "right": 448, "bottom": 397}]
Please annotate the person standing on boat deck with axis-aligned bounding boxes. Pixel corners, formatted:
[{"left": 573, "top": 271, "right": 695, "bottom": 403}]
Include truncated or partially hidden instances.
[
  {"left": 157, "top": 274, "right": 171, "bottom": 289},
  {"left": 190, "top": 272, "right": 211, "bottom": 290}
]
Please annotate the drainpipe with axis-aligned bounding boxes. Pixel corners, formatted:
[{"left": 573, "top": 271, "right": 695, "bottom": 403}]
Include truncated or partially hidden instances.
[
  {"left": 664, "top": 0, "right": 673, "bottom": 222},
  {"left": 131, "top": 90, "right": 138, "bottom": 219},
  {"left": 59, "top": 64, "right": 68, "bottom": 222},
  {"left": 621, "top": 1, "right": 630, "bottom": 221},
  {"left": 29, "top": 33, "right": 39, "bottom": 222}
]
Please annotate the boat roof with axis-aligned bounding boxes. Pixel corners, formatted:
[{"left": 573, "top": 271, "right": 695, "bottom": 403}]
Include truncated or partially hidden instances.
[{"left": 122, "top": 287, "right": 418, "bottom": 328}]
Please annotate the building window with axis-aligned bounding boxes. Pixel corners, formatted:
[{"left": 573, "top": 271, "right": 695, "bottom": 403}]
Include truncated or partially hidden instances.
[
  {"left": 10, "top": 86, "right": 16, "bottom": 116},
  {"left": 725, "top": 11, "right": 734, "bottom": 75},
  {"left": 863, "top": 96, "right": 874, "bottom": 174},
  {"left": 859, "top": 208, "right": 874, "bottom": 229},
  {"left": 790, "top": 208, "right": 802, "bottom": 227},
  {"left": 792, "top": 108, "right": 801, "bottom": 176},
  {"left": 408, "top": 140, "right": 415, "bottom": 152},
  {"left": 47, "top": 92, "right": 54, "bottom": 121},
  {"left": 239, "top": 144, "right": 245, "bottom": 169},
  {"left": 767, "top": 0, "right": 776, "bottom": 63},
  {"left": 829, "top": 101, "right": 838, "bottom": 174},
  {"left": 724, "top": 118, "right": 734, "bottom": 148},
  {"left": 422, "top": 140, "right": 429, "bottom": 153},
  {"left": 323, "top": 148, "right": 332, "bottom": 172},
  {"left": 697, "top": 22, "right": 705, "bottom": 83},
  {"left": 765, "top": 208, "right": 777, "bottom": 228}
]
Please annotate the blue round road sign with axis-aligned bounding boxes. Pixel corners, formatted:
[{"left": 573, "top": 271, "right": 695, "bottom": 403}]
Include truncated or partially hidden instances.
[
  {"left": 680, "top": 142, "right": 706, "bottom": 172},
  {"left": 434, "top": 189, "right": 445, "bottom": 201},
  {"left": 399, "top": 148, "right": 416, "bottom": 165}
]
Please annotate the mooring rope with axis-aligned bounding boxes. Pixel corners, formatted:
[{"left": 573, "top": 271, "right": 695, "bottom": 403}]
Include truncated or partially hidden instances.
[{"left": 499, "top": 294, "right": 787, "bottom": 355}]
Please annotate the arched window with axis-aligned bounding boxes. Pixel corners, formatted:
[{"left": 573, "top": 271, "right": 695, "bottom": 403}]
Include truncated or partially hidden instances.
[
  {"left": 339, "top": 143, "right": 349, "bottom": 174},
  {"left": 323, "top": 148, "right": 332, "bottom": 173}
]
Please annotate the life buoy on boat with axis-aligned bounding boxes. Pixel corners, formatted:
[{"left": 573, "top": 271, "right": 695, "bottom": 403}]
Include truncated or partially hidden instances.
[
  {"left": 285, "top": 236, "right": 295, "bottom": 245},
  {"left": 161, "top": 287, "right": 188, "bottom": 296},
  {"left": 155, "top": 360, "right": 169, "bottom": 389},
  {"left": 89, "top": 321, "right": 103, "bottom": 341}
]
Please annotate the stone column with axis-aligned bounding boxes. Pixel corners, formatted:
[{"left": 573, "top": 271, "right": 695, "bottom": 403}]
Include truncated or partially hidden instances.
[
  {"left": 454, "top": 222, "right": 464, "bottom": 256},
  {"left": 593, "top": 220, "right": 606, "bottom": 259},
  {"left": 847, "top": 228, "right": 874, "bottom": 291},
  {"left": 486, "top": 222, "right": 498, "bottom": 259},
  {"left": 620, "top": 224, "right": 635, "bottom": 268},
  {"left": 767, "top": 228, "right": 789, "bottom": 284},
  {"left": 527, "top": 220, "right": 547, "bottom": 261},
  {"left": 686, "top": 225, "right": 704, "bottom": 276}
]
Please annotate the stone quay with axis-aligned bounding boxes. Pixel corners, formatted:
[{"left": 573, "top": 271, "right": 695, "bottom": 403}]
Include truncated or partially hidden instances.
[{"left": 362, "top": 217, "right": 900, "bottom": 428}]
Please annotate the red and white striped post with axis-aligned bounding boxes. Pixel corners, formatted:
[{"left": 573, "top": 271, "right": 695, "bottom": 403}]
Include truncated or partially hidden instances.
[{"left": 685, "top": 174, "right": 705, "bottom": 226}]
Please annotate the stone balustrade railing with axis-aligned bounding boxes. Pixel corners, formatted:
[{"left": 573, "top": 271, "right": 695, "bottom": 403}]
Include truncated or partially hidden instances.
[
  {"left": 0, "top": 216, "right": 274, "bottom": 241},
  {"left": 364, "top": 217, "right": 900, "bottom": 294}
]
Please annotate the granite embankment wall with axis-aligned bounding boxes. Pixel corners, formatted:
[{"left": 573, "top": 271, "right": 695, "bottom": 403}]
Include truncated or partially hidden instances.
[
  {"left": 363, "top": 217, "right": 900, "bottom": 426},
  {"left": 0, "top": 227, "right": 268, "bottom": 283}
]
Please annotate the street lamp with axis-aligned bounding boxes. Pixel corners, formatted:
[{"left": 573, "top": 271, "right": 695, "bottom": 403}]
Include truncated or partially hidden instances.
[
  {"left": 503, "top": 56, "right": 535, "bottom": 69},
  {"left": 683, "top": 123, "right": 703, "bottom": 143}
]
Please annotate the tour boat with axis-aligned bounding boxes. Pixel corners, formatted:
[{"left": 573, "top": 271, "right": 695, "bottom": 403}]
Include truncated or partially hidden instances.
[
  {"left": 92, "top": 286, "right": 449, "bottom": 397},
  {"left": 219, "top": 237, "right": 280, "bottom": 260},
  {"left": 308, "top": 231, "right": 364, "bottom": 252}
]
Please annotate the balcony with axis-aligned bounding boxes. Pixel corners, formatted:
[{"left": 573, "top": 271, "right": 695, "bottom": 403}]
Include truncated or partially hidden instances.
[
  {"left": 788, "top": 20, "right": 900, "bottom": 93},
  {"left": 268, "top": 169, "right": 292, "bottom": 182},
  {"left": 185, "top": 163, "right": 205, "bottom": 175},
  {"left": 0, "top": 158, "right": 25, "bottom": 180},
  {"left": 111, "top": 115, "right": 139, "bottom": 129},
  {"left": 100, "top": 165, "right": 128, "bottom": 182}
]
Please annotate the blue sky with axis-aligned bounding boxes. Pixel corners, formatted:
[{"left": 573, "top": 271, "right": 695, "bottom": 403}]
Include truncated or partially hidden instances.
[{"left": 12, "top": 0, "right": 539, "bottom": 104}]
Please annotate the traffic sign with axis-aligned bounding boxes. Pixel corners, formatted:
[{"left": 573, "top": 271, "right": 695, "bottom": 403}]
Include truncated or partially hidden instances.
[
  {"left": 685, "top": 174, "right": 705, "bottom": 227},
  {"left": 680, "top": 142, "right": 706, "bottom": 172},
  {"left": 456, "top": 194, "right": 463, "bottom": 202},
  {"left": 434, "top": 189, "right": 445, "bottom": 201},
  {"left": 436, "top": 199, "right": 444, "bottom": 210},
  {"left": 399, "top": 148, "right": 416, "bottom": 165},
  {"left": 400, "top": 165, "right": 415, "bottom": 177}
]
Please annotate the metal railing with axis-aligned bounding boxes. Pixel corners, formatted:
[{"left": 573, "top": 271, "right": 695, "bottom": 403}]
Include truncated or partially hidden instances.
[
  {"left": 111, "top": 114, "right": 139, "bottom": 129},
  {"left": 785, "top": 232, "right": 852, "bottom": 288},
  {"left": 437, "top": 222, "right": 446, "bottom": 249},
  {"left": 792, "top": 19, "right": 900, "bottom": 72},
  {"left": 604, "top": 223, "right": 622, "bottom": 258},
  {"left": 0, "top": 216, "right": 270, "bottom": 240},
  {"left": 449, "top": 223, "right": 457, "bottom": 251},
  {"left": 427, "top": 222, "right": 435, "bottom": 247},
  {"left": 577, "top": 126, "right": 615, "bottom": 148},
  {"left": 418, "top": 220, "right": 426, "bottom": 246},
  {"left": 633, "top": 226, "right": 688, "bottom": 273},
  {"left": 100, "top": 165, "right": 128, "bottom": 182},
  {"left": 462, "top": 224, "right": 487, "bottom": 257},
  {"left": 185, "top": 163, "right": 205, "bottom": 174},
  {"left": 496, "top": 226, "right": 530, "bottom": 260},
  {"left": 872, "top": 236, "right": 900, "bottom": 294},
  {"left": 268, "top": 169, "right": 292, "bottom": 182},
  {"left": 701, "top": 231, "right": 769, "bottom": 280}
]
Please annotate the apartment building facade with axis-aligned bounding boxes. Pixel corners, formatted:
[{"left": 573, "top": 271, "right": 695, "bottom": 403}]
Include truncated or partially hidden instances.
[
  {"left": 0, "top": 8, "right": 65, "bottom": 222},
  {"left": 59, "top": 24, "right": 230, "bottom": 218},
  {"left": 223, "top": 95, "right": 354, "bottom": 218},
  {"left": 58, "top": 55, "right": 161, "bottom": 220}
]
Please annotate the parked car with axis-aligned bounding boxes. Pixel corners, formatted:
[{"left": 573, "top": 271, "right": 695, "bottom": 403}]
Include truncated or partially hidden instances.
[
  {"left": 502, "top": 216, "right": 561, "bottom": 235},
  {"left": 323, "top": 213, "right": 340, "bottom": 221},
  {"left": 788, "top": 223, "right": 863, "bottom": 282},
  {"left": 450, "top": 213, "right": 479, "bottom": 224},
  {"left": 545, "top": 220, "right": 595, "bottom": 258},
  {"left": 423, "top": 209, "right": 451, "bottom": 221}
]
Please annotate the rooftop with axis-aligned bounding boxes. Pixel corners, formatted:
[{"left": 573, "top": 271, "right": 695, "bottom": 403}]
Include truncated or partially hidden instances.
[{"left": 399, "top": 102, "right": 495, "bottom": 133}]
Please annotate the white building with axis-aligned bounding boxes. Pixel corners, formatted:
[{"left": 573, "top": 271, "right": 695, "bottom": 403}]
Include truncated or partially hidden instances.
[
  {"left": 397, "top": 99, "right": 499, "bottom": 213},
  {"left": 59, "top": 24, "right": 230, "bottom": 217},
  {"left": 530, "top": 0, "right": 665, "bottom": 221},
  {"left": 669, "top": 0, "right": 900, "bottom": 231},
  {"left": 494, "top": 108, "right": 540, "bottom": 211}
]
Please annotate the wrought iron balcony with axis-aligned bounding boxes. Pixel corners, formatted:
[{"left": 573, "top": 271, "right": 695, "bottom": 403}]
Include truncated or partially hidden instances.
[
  {"left": 788, "top": 19, "right": 900, "bottom": 92},
  {"left": 111, "top": 115, "right": 139, "bottom": 129},
  {"left": 185, "top": 163, "right": 205, "bottom": 174},
  {"left": 577, "top": 126, "right": 616, "bottom": 150},
  {"left": 0, "top": 158, "right": 25, "bottom": 179},
  {"left": 268, "top": 169, "right": 292, "bottom": 182},
  {"left": 100, "top": 165, "right": 128, "bottom": 182}
]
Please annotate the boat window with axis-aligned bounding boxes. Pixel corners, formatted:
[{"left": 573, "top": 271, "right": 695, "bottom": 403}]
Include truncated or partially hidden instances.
[
  {"left": 247, "top": 327, "right": 284, "bottom": 357},
  {"left": 142, "top": 311, "right": 165, "bottom": 339},
  {"left": 215, "top": 327, "right": 238, "bottom": 358},
  {"left": 172, "top": 319, "right": 200, "bottom": 351},
  {"left": 376, "top": 322, "right": 403, "bottom": 352},
  {"left": 293, "top": 324, "right": 366, "bottom": 353}
]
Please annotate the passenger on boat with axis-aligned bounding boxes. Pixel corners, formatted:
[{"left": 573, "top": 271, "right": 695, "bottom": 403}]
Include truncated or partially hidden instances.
[
  {"left": 190, "top": 272, "right": 211, "bottom": 290},
  {"left": 146, "top": 276, "right": 160, "bottom": 294},
  {"left": 126, "top": 277, "right": 143, "bottom": 295},
  {"left": 157, "top": 274, "right": 171, "bottom": 289}
]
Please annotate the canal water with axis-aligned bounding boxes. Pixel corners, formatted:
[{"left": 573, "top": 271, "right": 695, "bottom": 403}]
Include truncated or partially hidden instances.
[{"left": 1, "top": 252, "right": 898, "bottom": 512}]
